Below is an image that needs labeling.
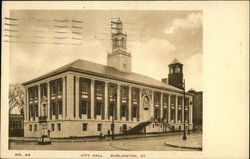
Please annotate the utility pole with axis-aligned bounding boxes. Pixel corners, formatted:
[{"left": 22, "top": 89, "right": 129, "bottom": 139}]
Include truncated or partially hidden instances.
[{"left": 182, "top": 79, "right": 187, "bottom": 140}]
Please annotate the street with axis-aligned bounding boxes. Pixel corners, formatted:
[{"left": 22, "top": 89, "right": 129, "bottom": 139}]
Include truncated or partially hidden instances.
[{"left": 10, "top": 134, "right": 202, "bottom": 151}]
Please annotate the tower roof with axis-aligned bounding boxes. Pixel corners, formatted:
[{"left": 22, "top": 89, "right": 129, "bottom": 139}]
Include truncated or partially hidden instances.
[{"left": 170, "top": 58, "right": 182, "bottom": 65}]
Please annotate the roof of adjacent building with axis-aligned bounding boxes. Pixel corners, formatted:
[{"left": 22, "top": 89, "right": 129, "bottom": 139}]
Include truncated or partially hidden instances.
[{"left": 23, "top": 59, "right": 187, "bottom": 93}]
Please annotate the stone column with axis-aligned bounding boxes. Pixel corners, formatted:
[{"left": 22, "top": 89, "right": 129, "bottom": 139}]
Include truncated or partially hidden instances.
[
  {"left": 139, "top": 88, "right": 142, "bottom": 121},
  {"left": 151, "top": 91, "right": 154, "bottom": 119},
  {"left": 117, "top": 84, "right": 121, "bottom": 121},
  {"left": 38, "top": 85, "right": 41, "bottom": 117},
  {"left": 175, "top": 96, "right": 178, "bottom": 123},
  {"left": 47, "top": 81, "right": 50, "bottom": 120},
  {"left": 167, "top": 94, "right": 171, "bottom": 122},
  {"left": 160, "top": 93, "right": 163, "bottom": 119},
  {"left": 75, "top": 76, "right": 80, "bottom": 119},
  {"left": 182, "top": 97, "right": 185, "bottom": 123},
  {"left": 128, "top": 86, "right": 132, "bottom": 121},
  {"left": 66, "top": 74, "right": 74, "bottom": 119},
  {"left": 104, "top": 82, "right": 108, "bottom": 120},
  {"left": 190, "top": 98, "right": 193, "bottom": 124},
  {"left": 26, "top": 88, "right": 28, "bottom": 121},
  {"left": 90, "top": 79, "right": 95, "bottom": 119},
  {"left": 62, "top": 77, "right": 66, "bottom": 118}
]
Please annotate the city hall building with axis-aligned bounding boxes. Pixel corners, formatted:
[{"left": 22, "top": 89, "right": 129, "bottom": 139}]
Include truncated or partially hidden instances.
[{"left": 22, "top": 19, "right": 193, "bottom": 138}]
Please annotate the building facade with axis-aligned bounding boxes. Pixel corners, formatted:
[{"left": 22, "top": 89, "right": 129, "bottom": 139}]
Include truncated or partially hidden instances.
[{"left": 22, "top": 19, "right": 193, "bottom": 138}]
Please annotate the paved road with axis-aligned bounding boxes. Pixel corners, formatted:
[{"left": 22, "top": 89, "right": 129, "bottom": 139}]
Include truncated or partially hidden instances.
[{"left": 10, "top": 134, "right": 201, "bottom": 151}]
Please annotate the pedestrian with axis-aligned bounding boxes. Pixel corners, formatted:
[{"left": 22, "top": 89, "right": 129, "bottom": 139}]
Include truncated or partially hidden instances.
[
  {"left": 107, "top": 129, "right": 110, "bottom": 140},
  {"left": 100, "top": 132, "right": 103, "bottom": 139}
]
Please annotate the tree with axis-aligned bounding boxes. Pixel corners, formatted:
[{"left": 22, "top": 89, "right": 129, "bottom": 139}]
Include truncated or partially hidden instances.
[{"left": 9, "top": 83, "right": 25, "bottom": 114}]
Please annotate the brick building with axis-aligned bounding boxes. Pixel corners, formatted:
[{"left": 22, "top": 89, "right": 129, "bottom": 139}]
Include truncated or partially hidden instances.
[{"left": 22, "top": 19, "right": 193, "bottom": 138}]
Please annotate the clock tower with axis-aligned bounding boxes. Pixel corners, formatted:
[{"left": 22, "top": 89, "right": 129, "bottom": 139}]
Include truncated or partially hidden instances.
[
  {"left": 107, "top": 18, "right": 131, "bottom": 72},
  {"left": 168, "top": 58, "right": 184, "bottom": 89}
]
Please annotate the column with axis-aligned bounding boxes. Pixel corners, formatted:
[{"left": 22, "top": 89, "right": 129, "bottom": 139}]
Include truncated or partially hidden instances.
[
  {"left": 160, "top": 93, "right": 163, "bottom": 119},
  {"left": 189, "top": 98, "right": 193, "bottom": 124},
  {"left": 62, "top": 77, "right": 66, "bottom": 118},
  {"left": 167, "top": 94, "right": 171, "bottom": 122},
  {"left": 75, "top": 76, "right": 80, "bottom": 119},
  {"left": 139, "top": 88, "right": 142, "bottom": 121},
  {"left": 182, "top": 96, "right": 185, "bottom": 123},
  {"left": 104, "top": 82, "right": 108, "bottom": 120},
  {"left": 66, "top": 74, "right": 74, "bottom": 119},
  {"left": 47, "top": 81, "right": 50, "bottom": 120},
  {"left": 26, "top": 88, "right": 29, "bottom": 121},
  {"left": 128, "top": 86, "right": 132, "bottom": 121},
  {"left": 38, "top": 85, "right": 41, "bottom": 117},
  {"left": 90, "top": 79, "right": 95, "bottom": 119},
  {"left": 151, "top": 91, "right": 154, "bottom": 119},
  {"left": 117, "top": 84, "right": 120, "bottom": 120},
  {"left": 175, "top": 95, "right": 178, "bottom": 123}
]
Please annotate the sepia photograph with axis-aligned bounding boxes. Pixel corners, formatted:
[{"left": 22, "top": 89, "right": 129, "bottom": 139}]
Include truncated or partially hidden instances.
[
  {"left": 7, "top": 9, "right": 203, "bottom": 151},
  {"left": 1, "top": 1, "right": 248, "bottom": 159}
]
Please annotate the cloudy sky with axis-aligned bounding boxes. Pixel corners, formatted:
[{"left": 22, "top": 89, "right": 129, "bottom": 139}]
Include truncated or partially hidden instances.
[{"left": 7, "top": 10, "right": 202, "bottom": 91}]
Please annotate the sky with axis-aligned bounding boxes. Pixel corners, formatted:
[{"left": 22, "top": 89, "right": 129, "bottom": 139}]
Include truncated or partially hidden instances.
[{"left": 7, "top": 10, "right": 202, "bottom": 91}]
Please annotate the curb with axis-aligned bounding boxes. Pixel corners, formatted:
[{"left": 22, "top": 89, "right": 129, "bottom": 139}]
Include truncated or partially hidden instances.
[{"left": 164, "top": 143, "right": 202, "bottom": 150}]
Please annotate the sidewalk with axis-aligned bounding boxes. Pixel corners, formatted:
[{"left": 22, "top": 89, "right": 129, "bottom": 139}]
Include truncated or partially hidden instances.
[
  {"left": 9, "top": 132, "right": 192, "bottom": 143},
  {"left": 164, "top": 133, "right": 202, "bottom": 150}
]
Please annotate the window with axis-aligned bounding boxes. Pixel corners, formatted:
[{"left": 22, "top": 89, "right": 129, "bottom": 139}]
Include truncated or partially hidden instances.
[
  {"left": 178, "top": 97, "right": 183, "bottom": 106},
  {"left": 171, "top": 95, "right": 176, "bottom": 106},
  {"left": 163, "top": 94, "right": 169, "bottom": 105},
  {"left": 97, "top": 123, "right": 102, "bottom": 131},
  {"left": 82, "top": 123, "right": 88, "bottom": 131},
  {"left": 51, "top": 124, "right": 55, "bottom": 131},
  {"left": 109, "top": 85, "right": 116, "bottom": 98},
  {"left": 34, "top": 124, "right": 37, "bottom": 131},
  {"left": 171, "top": 110, "right": 175, "bottom": 120},
  {"left": 178, "top": 110, "right": 182, "bottom": 121},
  {"left": 35, "top": 105, "right": 38, "bottom": 117},
  {"left": 50, "top": 79, "right": 62, "bottom": 95},
  {"left": 29, "top": 125, "right": 32, "bottom": 131},
  {"left": 132, "top": 88, "right": 139, "bottom": 100},
  {"left": 80, "top": 81, "right": 88, "bottom": 94},
  {"left": 132, "top": 106, "right": 137, "bottom": 118},
  {"left": 58, "top": 101, "right": 62, "bottom": 115},
  {"left": 163, "top": 109, "right": 167, "bottom": 119},
  {"left": 109, "top": 104, "right": 114, "bottom": 116},
  {"left": 41, "top": 84, "right": 47, "bottom": 97},
  {"left": 121, "top": 87, "right": 127, "bottom": 99},
  {"left": 51, "top": 102, "right": 56, "bottom": 115},
  {"left": 57, "top": 80, "right": 62, "bottom": 94},
  {"left": 121, "top": 104, "right": 126, "bottom": 117},
  {"left": 96, "top": 84, "right": 103, "bottom": 96},
  {"left": 154, "top": 93, "right": 160, "bottom": 103},
  {"left": 30, "top": 106, "right": 33, "bottom": 118},
  {"left": 58, "top": 123, "right": 61, "bottom": 131},
  {"left": 80, "top": 100, "right": 87, "bottom": 115},
  {"left": 51, "top": 82, "right": 56, "bottom": 95},
  {"left": 96, "top": 102, "right": 102, "bottom": 115}
]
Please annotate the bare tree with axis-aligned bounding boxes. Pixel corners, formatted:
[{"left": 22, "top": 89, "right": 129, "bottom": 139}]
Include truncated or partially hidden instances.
[{"left": 9, "top": 83, "right": 25, "bottom": 114}]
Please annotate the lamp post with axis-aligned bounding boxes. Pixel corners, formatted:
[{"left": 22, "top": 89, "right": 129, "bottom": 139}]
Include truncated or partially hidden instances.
[
  {"left": 111, "top": 93, "right": 117, "bottom": 140},
  {"left": 182, "top": 79, "right": 187, "bottom": 140}
]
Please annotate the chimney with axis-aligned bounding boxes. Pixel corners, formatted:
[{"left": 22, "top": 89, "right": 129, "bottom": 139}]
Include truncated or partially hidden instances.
[{"left": 161, "top": 78, "right": 168, "bottom": 84}]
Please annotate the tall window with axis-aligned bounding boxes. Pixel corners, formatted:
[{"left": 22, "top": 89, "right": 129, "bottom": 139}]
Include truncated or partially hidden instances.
[
  {"left": 171, "top": 95, "right": 176, "bottom": 106},
  {"left": 121, "top": 104, "right": 126, "bottom": 117},
  {"left": 58, "top": 101, "right": 62, "bottom": 115},
  {"left": 132, "top": 88, "right": 139, "bottom": 101},
  {"left": 96, "top": 102, "right": 102, "bottom": 115},
  {"left": 50, "top": 79, "right": 62, "bottom": 95},
  {"left": 40, "top": 83, "right": 47, "bottom": 97},
  {"left": 178, "top": 97, "right": 183, "bottom": 106},
  {"left": 109, "top": 103, "right": 114, "bottom": 116},
  {"left": 28, "top": 86, "right": 38, "bottom": 100},
  {"left": 163, "top": 109, "right": 167, "bottom": 119},
  {"left": 163, "top": 94, "right": 169, "bottom": 106},
  {"left": 121, "top": 87, "right": 127, "bottom": 99},
  {"left": 178, "top": 110, "right": 182, "bottom": 121},
  {"left": 154, "top": 93, "right": 160, "bottom": 103},
  {"left": 132, "top": 106, "right": 137, "bottom": 118},
  {"left": 34, "top": 124, "right": 37, "bottom": 131},
  {"left": 34, "top": 104, "right": 38, "bottom": 117},
  {"left": 51, "top": 102, "right": 56, "bottom": 115},
  {"left": 96, "top": 84, "right": 103, "bottom": 96},
  {"left": 80, "top": 100, "right": 87, "bottom": 115},
  {"left": 29, "top": 125, "right": 32, "bottom": 131},
  {"left": 80, "top": 80, "right": 89, "bottom": 94},
  {"left": 171, "top": 110, "right": 175, "bottom": 121}
]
